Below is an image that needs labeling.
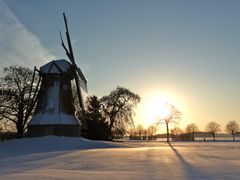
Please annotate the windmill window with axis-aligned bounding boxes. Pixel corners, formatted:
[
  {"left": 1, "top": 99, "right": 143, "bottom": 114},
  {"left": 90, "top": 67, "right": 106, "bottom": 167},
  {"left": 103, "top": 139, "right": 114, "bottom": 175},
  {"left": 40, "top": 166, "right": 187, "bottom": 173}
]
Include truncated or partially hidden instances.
[{"left": 63, "top": 84, "right": 68, "bottom": 90}]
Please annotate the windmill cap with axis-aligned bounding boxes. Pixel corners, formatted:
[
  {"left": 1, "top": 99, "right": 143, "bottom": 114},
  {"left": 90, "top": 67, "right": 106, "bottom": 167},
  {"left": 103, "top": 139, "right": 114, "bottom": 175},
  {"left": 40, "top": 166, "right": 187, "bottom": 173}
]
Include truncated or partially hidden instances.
[{"left": 40, "top": 59, "right": 74, "bottom": 77}]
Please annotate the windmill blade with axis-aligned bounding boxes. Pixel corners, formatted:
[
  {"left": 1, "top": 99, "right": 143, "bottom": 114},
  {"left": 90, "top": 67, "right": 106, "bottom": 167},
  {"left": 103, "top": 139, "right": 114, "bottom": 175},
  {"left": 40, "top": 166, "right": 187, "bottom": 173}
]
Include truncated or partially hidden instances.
[
  {"left": 75, "top": 66, "right": 87, "bottom": 92},
  {"left": 62, "top": 12, "right": 87, "bottom": 92},
  {"left": 63, "top": 13, "right": 75, "bottom": 65},
  {"left": 60, "top": 31, "right": 71, "bottom": 60}
]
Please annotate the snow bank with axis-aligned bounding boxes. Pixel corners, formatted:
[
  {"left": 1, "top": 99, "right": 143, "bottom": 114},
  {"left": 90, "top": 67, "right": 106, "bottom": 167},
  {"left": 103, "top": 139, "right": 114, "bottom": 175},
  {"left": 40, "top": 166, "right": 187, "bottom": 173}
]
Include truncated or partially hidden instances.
[{"left": 0, "top": 136, "right": 121, "bottom": 158}]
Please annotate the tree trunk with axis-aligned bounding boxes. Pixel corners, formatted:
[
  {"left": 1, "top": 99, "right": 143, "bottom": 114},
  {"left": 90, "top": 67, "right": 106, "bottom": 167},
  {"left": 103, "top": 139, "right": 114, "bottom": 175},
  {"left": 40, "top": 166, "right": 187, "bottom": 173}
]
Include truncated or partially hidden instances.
[
  {"left": 108, "top": 119, "right": 115, "bottom": 139},
  {"left": 17, "top": 100, "right": 25, "bottom": 138},
  {"left": 232, "top": 132, "right": 235, "bottom": 142},
  {"left": 17, "top": 123, "right": 24, "bottom": 138},
  {"left": 16, "top": 115, "right": 24, "bottom": 138},
  {"left": 166, "top": 123, "right": 169, "bottom": 142},
  {"left": 109, "top": 118, "right": 114, "bottom": 132},
  {"left": 213, "top": 133, "right": 215, "bottom": 141},
  {"left": 109, "top": 121, "right": 114, "bottom": 131},
  {"left": 193, "top": 131, "right": 195, "bottom": 141}
]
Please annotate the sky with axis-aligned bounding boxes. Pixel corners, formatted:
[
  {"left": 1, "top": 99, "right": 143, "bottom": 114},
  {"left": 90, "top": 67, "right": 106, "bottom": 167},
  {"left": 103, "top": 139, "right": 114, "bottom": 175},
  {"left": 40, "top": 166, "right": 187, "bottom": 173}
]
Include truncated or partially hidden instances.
[{"left": 1, "top": 0, "right": 240, "bottom": 132}]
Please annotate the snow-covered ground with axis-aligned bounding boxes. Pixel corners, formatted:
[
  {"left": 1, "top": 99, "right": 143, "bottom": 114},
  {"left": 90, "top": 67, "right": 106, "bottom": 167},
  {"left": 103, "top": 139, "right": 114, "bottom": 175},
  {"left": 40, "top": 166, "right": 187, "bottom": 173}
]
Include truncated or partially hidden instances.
[{"left": 0, "top": 136, "right": 240, "bottom": 179}]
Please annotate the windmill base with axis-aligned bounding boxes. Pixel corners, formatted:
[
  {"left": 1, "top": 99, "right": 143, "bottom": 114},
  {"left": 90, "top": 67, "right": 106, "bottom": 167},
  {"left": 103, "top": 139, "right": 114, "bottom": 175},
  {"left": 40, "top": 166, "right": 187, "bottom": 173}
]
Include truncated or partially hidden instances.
[{"left": 27, "top": 125, "right": 81, "bottom": 137}]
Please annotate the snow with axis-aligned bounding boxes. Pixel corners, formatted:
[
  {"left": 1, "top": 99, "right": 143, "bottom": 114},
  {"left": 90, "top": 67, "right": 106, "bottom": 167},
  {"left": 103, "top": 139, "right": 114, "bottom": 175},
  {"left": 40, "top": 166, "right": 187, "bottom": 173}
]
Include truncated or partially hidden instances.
[
  {"left": 40, "top": 59, "right": 72, "bottom": 75},
  {"left": 0, "top": 137, "right": 240, "bottom": 179},
  {"left": 0, "top": 136, "right": 120, "bottom": 158},
  {"left": 30, "top": 113, "right": 79, "bottom": 125}
]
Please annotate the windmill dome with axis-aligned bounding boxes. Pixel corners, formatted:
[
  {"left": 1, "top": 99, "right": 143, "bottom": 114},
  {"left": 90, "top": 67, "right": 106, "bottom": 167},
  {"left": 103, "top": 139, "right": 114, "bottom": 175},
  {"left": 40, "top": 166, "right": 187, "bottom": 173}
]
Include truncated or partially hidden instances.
[{"left": 39, "top": 59, "right": 74, "bottom": 78}]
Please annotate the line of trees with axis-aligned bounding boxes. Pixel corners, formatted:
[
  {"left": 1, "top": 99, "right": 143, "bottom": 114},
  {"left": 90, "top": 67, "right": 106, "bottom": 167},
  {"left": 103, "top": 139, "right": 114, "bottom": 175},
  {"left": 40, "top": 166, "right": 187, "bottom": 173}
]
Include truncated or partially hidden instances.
[
  {"left": 168, "top": 120, "right": 239, "bottom": 142},
  {"left": 139, "top": 101, "right": 240, "bottom": 142},
  {"left": 128, "top": 124, "right": 158, "bottom": 140},
  {"left": 127, "top": 119, "right": 239, "bottom": 142}
]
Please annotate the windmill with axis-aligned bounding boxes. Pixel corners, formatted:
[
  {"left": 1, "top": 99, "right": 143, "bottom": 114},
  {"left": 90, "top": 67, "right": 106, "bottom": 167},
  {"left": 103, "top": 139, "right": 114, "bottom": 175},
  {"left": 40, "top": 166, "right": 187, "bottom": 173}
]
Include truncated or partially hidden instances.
[{"left": 28, "top": 13, "right": 87, "bottom": 137}]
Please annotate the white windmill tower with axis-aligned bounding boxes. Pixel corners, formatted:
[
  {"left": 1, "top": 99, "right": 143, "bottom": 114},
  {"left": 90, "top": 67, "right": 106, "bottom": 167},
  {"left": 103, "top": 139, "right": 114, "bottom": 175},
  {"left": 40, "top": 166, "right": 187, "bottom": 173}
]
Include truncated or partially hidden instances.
[{"left": 28, "top": 13, "right": 87, "bottom": 137}]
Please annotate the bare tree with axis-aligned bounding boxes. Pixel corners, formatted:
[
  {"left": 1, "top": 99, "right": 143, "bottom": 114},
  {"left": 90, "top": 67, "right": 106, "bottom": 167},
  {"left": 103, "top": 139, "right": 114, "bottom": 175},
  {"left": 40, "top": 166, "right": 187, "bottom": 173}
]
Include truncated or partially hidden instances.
[
  {"left": 225, "top": 120, "right": 239, "bottom": 142},
  {"left": 101, "top": 87, "right": 140, "bottom": 138},
  {"left": 0, "top": 66, "right": 39, "bottom": 138},
  {"left": 136, "top": 124, "right": 145, "bottom": 139},
  {"left": 143, "top": 129, "right": 148, "bottom": 140},
  {"left": 206, "top": 121, "right": 221, "bottom": 141},
  {"left": 171, "top": 127, "right": 183, "bottom": 136},
  {"left": 128, "top": 127, "right": 138, "bottom": 140},
  {"left": 171, "top": 127, "right": 183, "bottom": 141},
  {"left": 147, "top": 125, "right": 157, "bottom": 140},
  {"left": 185, "top": 123, "right": 199, "bottom": 141},
  {"left": 157, "top": 103, "right": 182, "bottom": 142}
]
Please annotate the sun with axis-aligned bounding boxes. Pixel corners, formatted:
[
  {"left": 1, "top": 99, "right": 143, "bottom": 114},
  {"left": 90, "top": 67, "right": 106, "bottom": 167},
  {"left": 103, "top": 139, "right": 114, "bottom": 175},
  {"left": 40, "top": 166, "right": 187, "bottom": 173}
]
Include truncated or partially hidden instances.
[{"left": 144, "top": 96, "right": 171, "bottom": 126}]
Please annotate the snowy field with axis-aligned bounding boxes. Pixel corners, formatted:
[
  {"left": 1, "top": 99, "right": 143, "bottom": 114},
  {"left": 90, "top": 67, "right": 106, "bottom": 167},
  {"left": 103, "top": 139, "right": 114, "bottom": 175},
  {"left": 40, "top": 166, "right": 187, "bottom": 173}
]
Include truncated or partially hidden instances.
[{"left": 0, "top": 136, "right": 240, "bottom": 180}]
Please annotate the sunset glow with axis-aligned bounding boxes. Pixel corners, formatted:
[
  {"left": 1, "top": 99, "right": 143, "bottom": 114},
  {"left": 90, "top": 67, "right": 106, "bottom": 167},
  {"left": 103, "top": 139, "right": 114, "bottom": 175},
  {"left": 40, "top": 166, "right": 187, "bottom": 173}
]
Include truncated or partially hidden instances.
[
  {"left": 1, "top": 1, "right": 240, "bottom": 179},
  {"left": 144, "top": 96, "right": 172, "bottom": 126}
]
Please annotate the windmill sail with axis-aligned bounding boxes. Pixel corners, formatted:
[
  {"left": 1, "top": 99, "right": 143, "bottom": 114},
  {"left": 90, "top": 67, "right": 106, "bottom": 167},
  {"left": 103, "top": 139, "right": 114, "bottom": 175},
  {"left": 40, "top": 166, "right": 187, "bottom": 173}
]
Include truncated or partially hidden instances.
[
  {"left": 61, "top": 13, "right": 87, "bottom": 92},
  {"left": 60, "top": 12, "right": 87, "bottom": 131},
  {"left": 75, "top": 67, "right": 87, "bottom": 92}
]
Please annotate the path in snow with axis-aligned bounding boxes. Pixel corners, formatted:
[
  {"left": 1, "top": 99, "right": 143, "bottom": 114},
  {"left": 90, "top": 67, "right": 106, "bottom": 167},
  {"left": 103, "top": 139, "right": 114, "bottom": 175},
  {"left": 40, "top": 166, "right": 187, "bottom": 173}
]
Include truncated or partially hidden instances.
[{"left": 0, "top": 136, "right": 239, "bottom": 179}]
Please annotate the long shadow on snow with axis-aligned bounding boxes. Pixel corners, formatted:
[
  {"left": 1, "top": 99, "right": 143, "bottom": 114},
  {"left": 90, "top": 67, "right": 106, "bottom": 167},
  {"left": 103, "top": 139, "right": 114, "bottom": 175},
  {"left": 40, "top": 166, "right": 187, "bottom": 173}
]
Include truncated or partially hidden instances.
[
  {"left": 168, "top": 142, "right": 209, "bottom": 179},
  {"left": 0, "top": 136, "right": 121, "bottom": 159},
  {"left": 0, "top": 136, "right": 121, "bottom": 176}
]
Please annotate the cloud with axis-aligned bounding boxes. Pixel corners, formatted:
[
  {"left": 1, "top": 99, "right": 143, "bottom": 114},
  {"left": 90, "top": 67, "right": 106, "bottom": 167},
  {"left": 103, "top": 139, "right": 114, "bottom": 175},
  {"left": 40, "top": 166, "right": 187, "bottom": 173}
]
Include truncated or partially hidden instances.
[{"left": 0, "top": 0, "right": 55, "bottom": 69}]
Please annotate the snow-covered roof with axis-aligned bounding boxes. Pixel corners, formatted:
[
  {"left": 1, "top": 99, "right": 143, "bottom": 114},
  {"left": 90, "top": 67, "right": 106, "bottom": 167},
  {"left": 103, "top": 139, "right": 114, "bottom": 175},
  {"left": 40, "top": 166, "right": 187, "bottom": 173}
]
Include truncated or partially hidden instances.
[{"left": 40, "top": 59, "right": 73, "bottom": 75}]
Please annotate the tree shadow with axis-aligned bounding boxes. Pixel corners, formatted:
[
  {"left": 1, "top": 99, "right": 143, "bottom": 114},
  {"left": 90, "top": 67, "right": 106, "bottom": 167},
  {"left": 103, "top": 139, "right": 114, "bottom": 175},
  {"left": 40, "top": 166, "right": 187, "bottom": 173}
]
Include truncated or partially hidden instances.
[
  {"left": 0, "top": 137, "right": 121, "bottom": 176},
  {"left": 0, "top": 136, "right": 120, "bottom": 159},
  {"left": 168, "top": 142, "right": 209, "bottom": 179}
]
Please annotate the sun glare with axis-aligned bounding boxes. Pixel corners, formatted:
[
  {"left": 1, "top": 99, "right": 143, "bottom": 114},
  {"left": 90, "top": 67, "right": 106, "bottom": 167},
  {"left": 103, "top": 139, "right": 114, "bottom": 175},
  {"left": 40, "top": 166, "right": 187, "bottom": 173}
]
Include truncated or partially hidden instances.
[{"left": 144, "top": 97, "right": 171, "bottom": 126}]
